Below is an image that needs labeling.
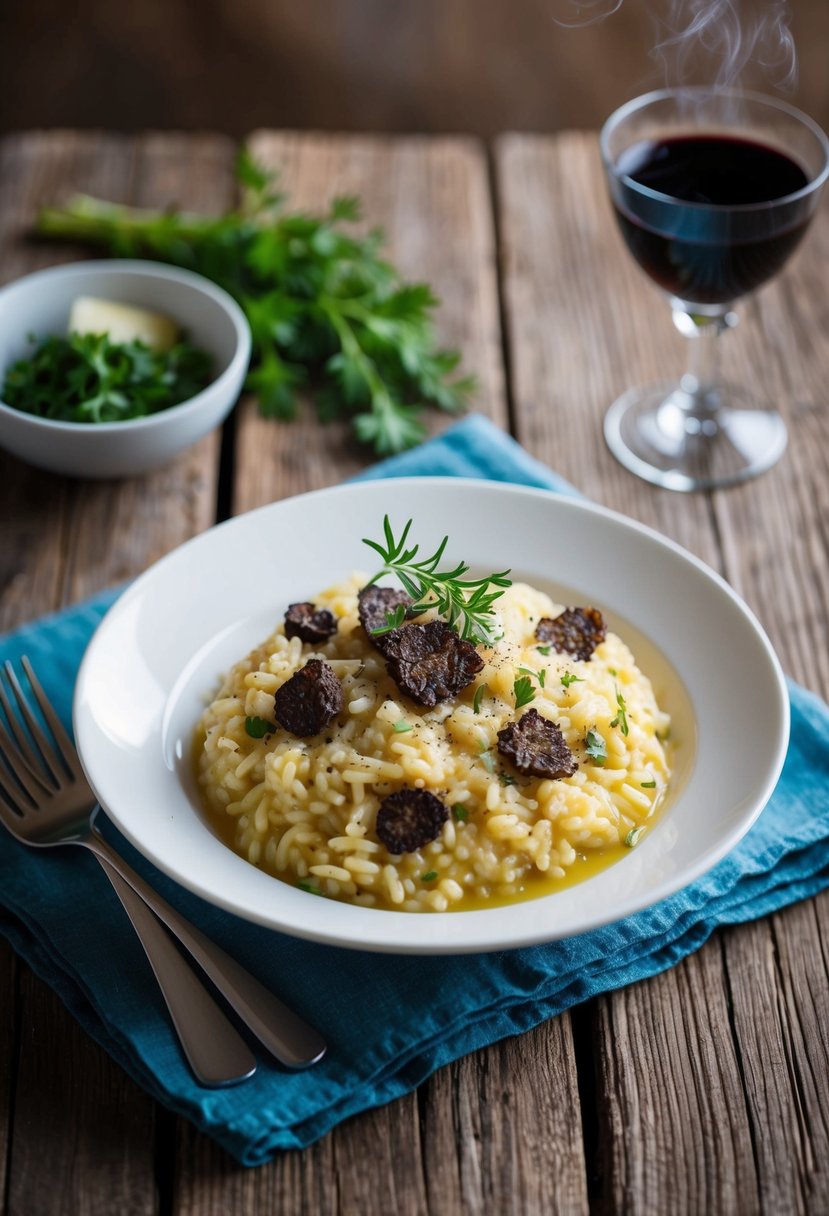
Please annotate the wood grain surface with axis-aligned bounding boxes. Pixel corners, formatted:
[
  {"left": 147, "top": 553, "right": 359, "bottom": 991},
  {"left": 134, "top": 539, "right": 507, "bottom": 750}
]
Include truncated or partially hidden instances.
[{"left": 0, "top": 127, "right": 828, "bottom": 1216}]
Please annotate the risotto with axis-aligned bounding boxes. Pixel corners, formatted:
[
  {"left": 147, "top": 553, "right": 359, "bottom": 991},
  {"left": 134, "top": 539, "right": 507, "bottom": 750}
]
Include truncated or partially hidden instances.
[{"left": 195, "top": 575, "right": 671, "bottom": 912}]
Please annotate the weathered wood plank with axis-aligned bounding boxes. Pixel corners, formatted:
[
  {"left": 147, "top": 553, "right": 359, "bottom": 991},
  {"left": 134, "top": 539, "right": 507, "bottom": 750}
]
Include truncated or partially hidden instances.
[
  {"left": 594, "top": 943, "right": 761, "bottom": 1215},
  {"left": 0, "top": 130, "right": 236, "bottom": 1216},
  {"left": 231, "top": 131, "right": 507, "bottom": 512},
  {"left": 420, "top": 1023, "right": 589, "bottom": 1216}
]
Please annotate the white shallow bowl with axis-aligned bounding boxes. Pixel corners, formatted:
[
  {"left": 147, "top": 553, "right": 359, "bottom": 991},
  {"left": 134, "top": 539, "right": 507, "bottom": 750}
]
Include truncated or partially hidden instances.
[
  {"left": 0, "top": 260, "right": 251, "bottom": 478},
  {"left": 74, "top": 479, "right": 790, "bottom": 954}
]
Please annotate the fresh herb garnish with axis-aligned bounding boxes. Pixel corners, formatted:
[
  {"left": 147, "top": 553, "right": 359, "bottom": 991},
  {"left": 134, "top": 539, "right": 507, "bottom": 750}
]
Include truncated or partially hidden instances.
[
  {"left": 585, "top": 728, "right": 607, "bottom": 765},
  {"left": 298, "top": 880, "right": 324, "bottom": 896},
  {"left": 560, "top": 672, "right": 583, "bottom": 689},
  {"left": 608, "top": 668, "right": 618, "bottom": 677},
  {"left": 452, "top": 804, "right": 469, "bottom": 823},
  {"left": 641, "top": 779, "right": 657, "bottom": 789},
  {"left": 518, "top": 665, "right": 546, "bottom": 689},
  {"left": 422, "top": 870, "right": 439, "bottom": 883},
  {"left": 2, "top": 332, "right": 211, "bottom": 424},
  {"left": 36, "top": 151, "right": 475, "bottom": 454},
  {"left": 499, "top": 773, "right": 518, "bottom": 787},
  {"left": 473, "top": 683, "right": 488, "bottom": 714},
  {"left": 245, "top": 715, "right": 277, "bottom": 739},
  {"left": 610, "top": 688, "right": 629, "bottom": 736},
  {"left": 624, "top": 827, "right": 645, "bottom": 848},
  {"left": 513, "top": 676, "right": 536, "bottom": 709},
  {"left": 362, "top": 516, "right": 511, "bottom": 646},
  {"left": 392, "top": 719, "right": 413, "bottom": 733},
  {"left": 536, "top": 644, "right": 552, "bottom": 656}
]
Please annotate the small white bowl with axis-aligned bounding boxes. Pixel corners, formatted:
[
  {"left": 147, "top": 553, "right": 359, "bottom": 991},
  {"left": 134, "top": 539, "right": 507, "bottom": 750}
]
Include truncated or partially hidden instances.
[{"left": 0, "top": 260, "right": 251, "bottom": 478}]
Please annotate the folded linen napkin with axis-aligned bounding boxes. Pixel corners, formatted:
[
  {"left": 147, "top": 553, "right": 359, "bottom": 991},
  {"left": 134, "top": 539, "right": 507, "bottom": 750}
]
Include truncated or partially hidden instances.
[{"left": 2, "top": 414, "right": 828, "bottom": 1164}]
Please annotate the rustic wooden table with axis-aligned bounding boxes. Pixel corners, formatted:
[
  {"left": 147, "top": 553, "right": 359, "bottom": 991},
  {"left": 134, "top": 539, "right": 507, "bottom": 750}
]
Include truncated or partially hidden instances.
[{"left": 1, "top": 129, "right": 827, "bottom": 1216}]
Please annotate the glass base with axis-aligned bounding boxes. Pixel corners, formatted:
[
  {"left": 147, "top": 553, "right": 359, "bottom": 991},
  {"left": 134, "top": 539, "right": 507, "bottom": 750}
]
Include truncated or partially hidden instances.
[{"left": 604, "top": 382, "right": 788, "bottom": 492}]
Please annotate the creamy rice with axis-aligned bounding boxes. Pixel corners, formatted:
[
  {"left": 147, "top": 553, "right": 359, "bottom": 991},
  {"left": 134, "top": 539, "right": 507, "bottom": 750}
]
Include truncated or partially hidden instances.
[{"left": 196, "top": 576, "right": 671, "bottom": 912}]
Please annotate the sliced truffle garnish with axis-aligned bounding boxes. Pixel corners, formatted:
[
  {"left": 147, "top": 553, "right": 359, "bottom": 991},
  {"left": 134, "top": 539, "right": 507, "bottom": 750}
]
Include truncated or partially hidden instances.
[
  {"left": 536, "top": 607, "right": 606, "bottom": 662},
  {"left": 284, "top": 601, "right": 338, "bottom": 645},
  {"left": 357, "top": 584, "right": 413, "bottom": 654},
  {"left": 497, "top": 708, "right": 578, "bottom": 780},
  {"left": 383, "top": 620, "right": 484, "bottom": 708},
  {"left": 274, "top": 659, "right": 343, "bottom": 737},
  {"left": 375, "top": 788, "right": 449, "bottom": 854}
]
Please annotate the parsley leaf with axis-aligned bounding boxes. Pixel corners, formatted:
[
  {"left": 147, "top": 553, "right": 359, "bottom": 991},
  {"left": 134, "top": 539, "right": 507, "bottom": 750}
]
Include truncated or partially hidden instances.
[
  {"left": 536, "top": 644, "right": 552, "bottom": 656},
  {"left": 452, "top": 804, "right": 469, "bottom": 823},
  {"left": 422, "top": 870, "right": 439, "bottom": 883},
  {"left": 245, "top": 715, "right": 277, "bottom": 738},
  {"left": 610, "top": 687, "right": 630, "bottom": 736},
  {"left": 641, "top": 779, "right": 657, "bottom": 789},
  {"left": 560, "top": 672, "right": 583, "bottom": 689},
  {"left": 585, "top": 728, "right": 607, "bottom": 765},
  {"left": 392, "top": 719, "right": 413, "bottom": 733},
  {"left": 513, "top": 676, "right": 536, "bottom": 709}
]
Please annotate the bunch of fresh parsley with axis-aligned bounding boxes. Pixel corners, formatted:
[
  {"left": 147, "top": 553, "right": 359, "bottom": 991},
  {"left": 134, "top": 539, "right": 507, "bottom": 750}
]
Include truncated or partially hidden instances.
[
  {"left": 35, "top": 151, "right": 476, "bottom": 454},
  {"left": 2, "top": 332, "right": 211, "bottom": 423}
]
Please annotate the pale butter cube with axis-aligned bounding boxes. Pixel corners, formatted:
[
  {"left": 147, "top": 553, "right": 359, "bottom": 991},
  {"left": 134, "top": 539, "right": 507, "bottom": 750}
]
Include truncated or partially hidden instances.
[{"left": 69, "top": 296, "right": 180, "bottom": 352}]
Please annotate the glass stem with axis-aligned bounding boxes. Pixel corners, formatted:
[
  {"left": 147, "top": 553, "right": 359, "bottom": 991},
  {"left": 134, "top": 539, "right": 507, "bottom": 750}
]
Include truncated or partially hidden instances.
[{"left": 671, "top": 302, "right": 737, "bottom": 420}]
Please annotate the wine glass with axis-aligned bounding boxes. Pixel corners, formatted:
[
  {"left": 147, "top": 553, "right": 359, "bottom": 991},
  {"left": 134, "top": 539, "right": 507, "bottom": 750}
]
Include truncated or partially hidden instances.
[{"left": 600, "top": 87, "right": 829, "bottom": 491}]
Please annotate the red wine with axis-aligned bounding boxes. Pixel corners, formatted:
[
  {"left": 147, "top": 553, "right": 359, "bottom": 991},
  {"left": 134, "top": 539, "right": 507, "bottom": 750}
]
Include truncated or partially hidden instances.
[{"left": 609, "top": 135, "right": 811, "bottom": 303}]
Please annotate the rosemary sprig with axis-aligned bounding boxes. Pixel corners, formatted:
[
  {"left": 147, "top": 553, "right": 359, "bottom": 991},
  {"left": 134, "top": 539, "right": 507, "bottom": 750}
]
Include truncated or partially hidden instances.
[{"left": 362, "top": 515, "right": 511, "bottom": 646}]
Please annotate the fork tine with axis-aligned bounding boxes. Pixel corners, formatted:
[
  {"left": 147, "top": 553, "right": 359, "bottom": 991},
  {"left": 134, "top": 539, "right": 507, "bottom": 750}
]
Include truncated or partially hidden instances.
[
  {"left": 0, "top": 741, "right": 33, "bottom": 814},
  {"left": 2, "top": 661, "right": 65, "bottom": 787},
  {"left": 20, "top": 657, "right": 82, "bottom": 780},
  {"left": 0, "top": 716, "right": 45, "bottom": 806},
  {"left": 0, "top": 673, "right": 55, "bottom": 793}
]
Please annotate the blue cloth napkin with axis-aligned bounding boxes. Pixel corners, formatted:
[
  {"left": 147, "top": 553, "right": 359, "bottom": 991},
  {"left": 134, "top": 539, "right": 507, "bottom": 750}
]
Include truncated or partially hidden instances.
[{"left": 2, "top": 414, "right": 828, "bottom": 1165}]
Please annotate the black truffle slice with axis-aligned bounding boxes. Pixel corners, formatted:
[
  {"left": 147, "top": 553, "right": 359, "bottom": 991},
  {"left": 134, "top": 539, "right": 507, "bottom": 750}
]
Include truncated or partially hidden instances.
[
  {"left": 375, "top": 788, "right": 449, "bottom": 854},
  {"left": 497, "top": 708, "right": 578, "bottom": 780},
  {"left": 382, "top": 621, "right": 484, "bottom": 707},
  {"left": 357, "top": 584, "right": 413, "bottom": 654},
  {"left": 284, "top": 601, "right": 338, "bottom": 645},
  {"left": 536, "top": 607, "right": 607, "bottom": 662},
  {"left": 274, "top": 659, "right": 343, "bottom": 737}
]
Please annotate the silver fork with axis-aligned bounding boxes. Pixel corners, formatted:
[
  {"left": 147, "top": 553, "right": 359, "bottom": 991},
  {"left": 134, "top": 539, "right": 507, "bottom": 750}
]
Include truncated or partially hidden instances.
[{"left": 0, "top": 657, "right": 327, "bottom": 1082}]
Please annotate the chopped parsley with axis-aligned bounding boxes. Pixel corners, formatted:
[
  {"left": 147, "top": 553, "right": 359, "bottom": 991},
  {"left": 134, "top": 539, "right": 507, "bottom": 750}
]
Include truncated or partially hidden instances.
[
  {"left": 392, "top": 719, "right": 413, "bottom": 733},
  {"left": 641, "top": 779, "right": 657, "bottom": 789},
  {"left": 513, "top": 676, "right": 536, "bottom": 709},
  {"left": 624, "top": 827, "right": 645, "bottom": 848},
  {"left": 560, "top": 672, "right": 583, "bottom": 689},
  {"left": 473, "top": 683, "right": 488, "bottom": 714},
  {"left": 452, "top": 804, "right": 469, "bottom": 823},
  {"left": 499, "top": 773, "right": 518, "bottom": 787},
  {"left": 536, "top": 644, "right": 552, "bottom": 656},
  {"left": 585, "top": 728, "right": 607, "bottom": 766},
  {"left": 610, "top": 688, "right": 629, "bottom": 736},
  {"left": 422, "top": 871, "right": 439, "bottom": 883},
  {"left": 298, "top": 881, "right": 324, "bottom": 896},
  {"left": 245, "top": 715, "right": 277, "bottom": 739},
  {"left": 2, "top": 331, "right": 212, "bottom": 424}
]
